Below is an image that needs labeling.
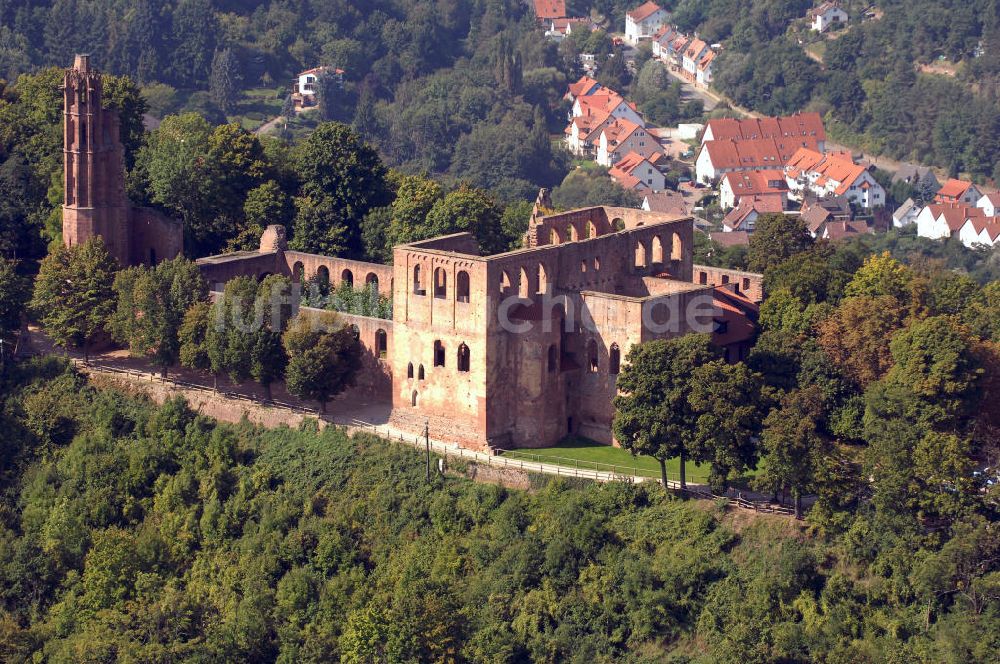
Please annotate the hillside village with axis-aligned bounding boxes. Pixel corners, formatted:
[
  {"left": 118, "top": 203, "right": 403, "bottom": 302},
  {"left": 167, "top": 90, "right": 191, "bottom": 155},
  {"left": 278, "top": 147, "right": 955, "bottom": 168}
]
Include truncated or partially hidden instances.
[{"left": 546, "top": 0, "right": 1000, "bottom": 251}]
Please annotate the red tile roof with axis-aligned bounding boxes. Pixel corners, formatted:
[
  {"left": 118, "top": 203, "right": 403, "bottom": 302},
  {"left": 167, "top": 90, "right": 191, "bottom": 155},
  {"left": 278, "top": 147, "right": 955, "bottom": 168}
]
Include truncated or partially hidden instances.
[
  {"left": 644, "top": 191, "right": 690, "bottom": 215},
  {"left": 704, "top": 137, "right": 819, "bottom": 171},
  {"left": 785, "top": 148, "right": 868, "bottom": 195},
  {"left": 533, "top": 0, "right": 566, "bottom": 20},
  {"left": 705, "top": 112, "right": 827, "bottom": 144},
  {"left": 599, "top": 118, "right": 645, "bottom": 150},
  {"left": 723, "top": 195, "right": 784, "bottom": 230},
  {"left": 628, "top": 1, "right": 663, "bottom": 22},
  {"left": 609, "top": 151, "right": 666, "bottom": 189},
  {"left": 824, "top": 220, "right": 871, "bottom": 241},
  {"left": 567, "top": 75, "right": 601, "bottom": 99},
  {"left": 722, "top": 170, "right": 788, "bottom": 199},
  {"left": 935, "top": 178, "right": 975, "bottom": 201}
]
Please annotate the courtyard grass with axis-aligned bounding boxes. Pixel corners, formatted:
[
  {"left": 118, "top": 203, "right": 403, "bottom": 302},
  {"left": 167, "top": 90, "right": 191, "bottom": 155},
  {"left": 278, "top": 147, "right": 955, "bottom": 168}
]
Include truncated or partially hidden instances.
[{"left": 500, "top": 437, "right": 714, "bottom": 483}]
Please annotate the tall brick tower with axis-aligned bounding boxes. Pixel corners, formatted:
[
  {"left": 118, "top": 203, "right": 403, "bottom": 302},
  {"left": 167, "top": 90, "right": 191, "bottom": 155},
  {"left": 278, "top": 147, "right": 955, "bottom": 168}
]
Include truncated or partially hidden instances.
[{"left": 62, "top": 54, "right": 131, "bottom": 265}]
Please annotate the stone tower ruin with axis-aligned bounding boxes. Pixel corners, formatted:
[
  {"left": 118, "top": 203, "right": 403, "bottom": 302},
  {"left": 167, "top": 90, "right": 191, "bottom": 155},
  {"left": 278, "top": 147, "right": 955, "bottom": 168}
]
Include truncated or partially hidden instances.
[
  {"left": 61, "top": 55, "right": 183, "bottom": 266},
  {"left": 62, "top": 54, "right": 131, "bottom": 265}
]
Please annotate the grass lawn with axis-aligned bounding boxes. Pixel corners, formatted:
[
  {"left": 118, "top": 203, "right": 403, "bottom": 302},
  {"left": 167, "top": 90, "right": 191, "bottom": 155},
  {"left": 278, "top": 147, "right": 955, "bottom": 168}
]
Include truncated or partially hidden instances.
[{"left": 501, "top": 437, "right": 714, "bottom": 483}]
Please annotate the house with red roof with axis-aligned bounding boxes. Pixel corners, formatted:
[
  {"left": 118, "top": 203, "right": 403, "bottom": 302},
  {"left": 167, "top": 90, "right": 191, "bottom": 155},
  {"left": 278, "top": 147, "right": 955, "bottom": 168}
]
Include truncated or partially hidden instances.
[
  {"left": 565, "top": 75, "right": 602, "bottom": 103},
  {"left": 978, "top": 192, "right": 1000, "bottom": 217},
  {"left": 596, "top": 118, "right": 659, "bottom": 166},
  {"left": 722, "top": 195, "right": 784, "bottom": 232},
  {"left": 958, "top": 214, "right": 1000, "bottom": 248},
  {"left": 935, "top": 179, "right": 983, "bottom": 205},
  {"left": 292, "top": 66, "right": 344, "bottom": 108},
  {"left": 696, "top": 50, "right": 716, "bottom": 87},
  {"left": 609, "top": 151, "right": 668, "bottom": 192},
  {"left": 719, "top": 170, "right": 788, "bottom": 210},
  {"left": 784, "top": 148, "right": 885, "bottom": 208},
  {"left": 564, "top": 109, "right": 614, "bottom": 156},
  {"left": 546, "top": 17, "right": 592, "bottom": 39},
  {"left": 823, "top": 220, "right": 871, "bottom": 241},
  {"left": 682, "top": 38, "right": 710, "bottom": 81},
  {"left": 625, "top": 2, "right": 670, "bottom": 44},
  {"left": 643, "top": 191, "right": 691, "bottom": 215},
  {"left": 915, "top": 203, "right": 986, "bottom": 240},
  {"left": 571, "top": 90, "right": 644, "bottom": 126}
]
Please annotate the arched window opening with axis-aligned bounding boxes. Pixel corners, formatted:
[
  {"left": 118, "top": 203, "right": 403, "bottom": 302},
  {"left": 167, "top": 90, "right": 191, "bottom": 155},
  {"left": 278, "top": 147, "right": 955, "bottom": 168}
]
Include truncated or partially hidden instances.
[
  {"left": 457, "top": 343, "right": 470, "bottom": 372},
  {"left": 433, "top": 340, "right": 445, "bottom": 367},
  {"left": 568, "top": 224, "right": 578, "bottom": 241},
  {"left": 457, "top": 271, "right": 470, "bottom": 302},
  {"left": 413, "top": 264, "right": 425, "bottom": 295},
  {"left": 588, "top": 340, "right": 599, "bottom": 373},
  {"left": 671, "top": 231, "right": 683, "bottom": 261},
  {"left": 699, "top": 271, "right": 708, "bottom": 284},
  {"left": 500, "top": 270, "right": 512, "bottom": 294},
  {"left": 548, "top": 344, "right": 558, "bottom": 373},
  {"left": 292, "top": 262, "right": 305, "bottom": 282},
  {"left": 366, "top": 272, "right": 379, "bottom": 289},
  {"left": 536, "top": 263, "right": 548, "bottom": 294},
  {"left": 609, "top": 344, "right": 620, "bottom": 375},
  {"left": 407, "top": 362, "right": 414, "bottom": 379},
  {"left": 588, "top": 221, "right": 597, "bottom": 238},
  {"left": 634, "top": 241, "right": 647, "bottom": 268},
  {"left": 550, "top": 227, "right": 561, "bottom": 245},
  {"left": 411, "top": 391, "right": 418, "bottom": 407},
  {"left": 375, "top": 329, "right": 387, "bottom": 359},
  {"left": 341, "top": 269, "right": 354, "bottom": 287},
  {"left": 580, "top": 260, "right": 587, "bottom": 273},
  {"left": 434, "top": 267, "right": 447, "bottom": 299},
  {"left": 651, "top": 235, "right": 664, "bottom": 263},
  {"left": 612, "top": 218, "right": 626, "bottom": 232},
  {"left": 593, "top": 256, "right": 601, "bottom": 271},
  {"left": 349, "top": 324, "right": 360, "bottom": 339},
  {"left": 519, "top": 267, "right": 530, "bottom": 298},
  {"left": 722, "top": 275, "right": 730, "bottom": 284},
  {"left": 418, "top": 365, "right": 425, "bottom": 380},
  {"left": 743, "top": 278, "right": 751, "bottom": 292},
  {"left": 316, "top": 265, "right": 330, "bottom": 284}
]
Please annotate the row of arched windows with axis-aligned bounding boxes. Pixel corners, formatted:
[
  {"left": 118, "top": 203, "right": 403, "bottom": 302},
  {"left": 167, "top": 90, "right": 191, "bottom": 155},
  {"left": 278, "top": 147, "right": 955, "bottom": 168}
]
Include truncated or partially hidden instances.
[
  {"left": 545, "top": 217, "right": 626, "bottom": 245},
  {"left": 413, "top": 266, "right": 471, "bottom": 302},
  {"left": 292, "top": 262, "right": 382, "bottom": 290},
  {"left": 499, "top": 263, "right": 549, "bottom": 297},
  {"left": 634, "top": 233, "right": 684, "bottom": 268}
]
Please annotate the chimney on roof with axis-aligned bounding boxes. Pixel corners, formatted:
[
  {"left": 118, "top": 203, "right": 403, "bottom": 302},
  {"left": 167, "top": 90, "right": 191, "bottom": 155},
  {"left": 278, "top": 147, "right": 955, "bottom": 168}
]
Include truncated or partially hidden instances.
[{"left": 73, "top": 54, "right": 91, "bottom": 72}]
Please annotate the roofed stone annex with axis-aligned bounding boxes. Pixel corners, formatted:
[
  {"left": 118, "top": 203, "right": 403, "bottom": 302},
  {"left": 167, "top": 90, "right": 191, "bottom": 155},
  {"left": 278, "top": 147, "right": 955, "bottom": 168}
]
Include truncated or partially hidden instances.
[{"left": 62, "top": 56, "right": 763, "bottom": 452}]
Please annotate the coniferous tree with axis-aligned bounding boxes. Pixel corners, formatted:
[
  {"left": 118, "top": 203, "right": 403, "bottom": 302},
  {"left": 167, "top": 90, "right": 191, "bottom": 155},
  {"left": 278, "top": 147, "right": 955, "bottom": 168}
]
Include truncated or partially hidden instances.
[{"left": 209, "top": 47, "right": 242, "bottom": 114}]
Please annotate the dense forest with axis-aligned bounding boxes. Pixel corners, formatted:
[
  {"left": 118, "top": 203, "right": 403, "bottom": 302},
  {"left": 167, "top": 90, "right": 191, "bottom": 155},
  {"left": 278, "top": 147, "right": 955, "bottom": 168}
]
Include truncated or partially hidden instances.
[{"left": 0, "top": 356, "right": 995, "bottom": 662}]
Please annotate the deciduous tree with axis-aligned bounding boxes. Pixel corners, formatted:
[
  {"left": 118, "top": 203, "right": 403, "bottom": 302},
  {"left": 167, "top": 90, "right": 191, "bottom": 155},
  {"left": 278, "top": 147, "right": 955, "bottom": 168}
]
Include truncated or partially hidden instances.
[
  {"left": 31, "top": 238, "right": 118, "bottom": 361},
  {"left": 283, "top": 315, "right": 362, "bottom": 413}
]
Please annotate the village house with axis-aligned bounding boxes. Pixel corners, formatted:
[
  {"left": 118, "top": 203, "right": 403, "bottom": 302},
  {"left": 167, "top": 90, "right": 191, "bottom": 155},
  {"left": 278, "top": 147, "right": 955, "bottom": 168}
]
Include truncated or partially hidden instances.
[
  {"left": 784, "top": 148, "right": 886, "bottom": 208},
  {"left": 682, "top": 39, "right": 713, "bottom": 85},
  {"left": 702, "top": 113, "right": 827, "bottom": 151},
  {"left": 722, "top": 195, "right": 784, "bottom": 233},
  {"left": 291, "top": 66, "right": 344, "bottom": 109},
  {"left": 809, "top": 1, "right": 848, "bottom": 32},
  {"left": 800, "top": 196, "right": 852, "bottom": 237},
  {"left": 822, "top": 220, "right": 871, "bottom": 241},
  {"left": 958, "top": 215, "right": 1000, "bottom": 248},
  {"left": 719, "top": 170, "right": 789, "bottom": 210},
  {"left": 892, "top": 163, "right": 941, "bottom": 195},
  {"left": 597, "top": 118, "right": 659, "bottom": 166},
  {"left": 935, "top": 179, "right": 983, "bottom": 205},
  {"left": 696, "top": 136, "right": 820, "bottom": 184},
  {"left": 651, "top": 25, "right": 680, "bottom": 60},
  {"left": 892, "top": 198, "right": 921, "bottom": 227},
  {"left": 609, "top": 152, "right": 668, "bottom": 192},
  {"left": 571, "top": 90, "right": 644, "bottom": 126},
  {"left": 643, "top": 191, "right": 691, "bottom": 216},
  {"left": 915, "top": 203, "right": 985, "bottom": 240},
  {"left": 565, "top": 110, "right": 613, "bottom": 156},
  {"left": 546, "top": 17, "right": 592, "bottom": 39},
  {"left": 696, "top": 50, "right": 716, "bottom": 87},
  {"left": 625, "top": 2, "right": 670, "bottom": 44},
  {"left": 978, "top": 192, "right": 1000, "bottom": 216}
]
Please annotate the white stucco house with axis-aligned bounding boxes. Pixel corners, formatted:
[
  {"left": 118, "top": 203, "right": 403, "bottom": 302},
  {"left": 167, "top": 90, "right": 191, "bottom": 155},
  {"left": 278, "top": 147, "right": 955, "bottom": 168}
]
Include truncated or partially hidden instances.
[
  {"left": 609, "top": 152, "right": 668, "bottom": 192},
  {"left": 625, "top": 2, "right": 669, "bottom": 44},
  {"left": 979, "top": 192, "right": 1000, "bottom": 217},
  {"left": 784, "top": 148, "right": 886, "bottom": 209},
  {"left": 892, "top": 198, "right": 920, "bottom": 228},
  {"left": 596, "top": 119, "right": 659, "bottom": 167},
  {"left": 810, "top": 2, "right": 848, "bottom": 32},
  {"left": 292, "top": 66, "right": 343, "bottom": 108}
]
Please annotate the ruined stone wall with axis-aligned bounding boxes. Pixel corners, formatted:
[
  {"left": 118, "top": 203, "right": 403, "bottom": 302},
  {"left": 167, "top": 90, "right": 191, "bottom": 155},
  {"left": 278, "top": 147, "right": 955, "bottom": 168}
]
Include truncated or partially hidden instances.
[
  {"left": 692, "top": 264, "right": 764, "bottom": 302},
  {"left": 389, "top": 241, "right": 491, "bottom": 449},
  {"left": 129, "top": 206, "right": 183, "bottom": 266},
  {"left": 197, "top": 252, "right": 284, "bottom": 288},
  {"left": 300, "top": 308, "right": 393, "bottom": 398},
  {"left": 283, "top": 251, "right": 394, "bottom": 296}
]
